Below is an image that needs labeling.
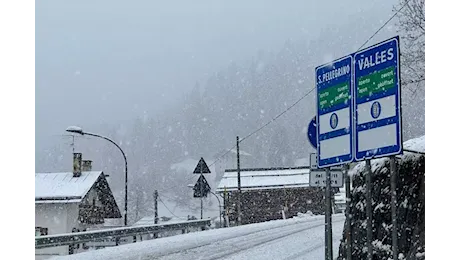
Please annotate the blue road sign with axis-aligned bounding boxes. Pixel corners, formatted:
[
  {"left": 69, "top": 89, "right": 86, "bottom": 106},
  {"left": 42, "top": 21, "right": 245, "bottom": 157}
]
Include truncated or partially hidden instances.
[
  {"left": 307, "top": 116, "right": 317, "bottom": 149},
  {"left": 316, "top": 56, "right": 354, "bottom": 168},
  {"left": 353, "top": 36, "right": 402, "bottom": 160}
]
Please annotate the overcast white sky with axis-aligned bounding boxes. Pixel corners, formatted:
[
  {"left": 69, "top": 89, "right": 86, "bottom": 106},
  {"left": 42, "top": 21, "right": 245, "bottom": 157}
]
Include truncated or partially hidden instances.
[{"left": 36, "top": 0, "right": 397, "bottom": 153}]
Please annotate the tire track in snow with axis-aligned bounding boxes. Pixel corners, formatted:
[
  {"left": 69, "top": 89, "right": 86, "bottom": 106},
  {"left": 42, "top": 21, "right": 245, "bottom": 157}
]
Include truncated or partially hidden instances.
[
  {"left": 208, "top": 222, "right": 326, "bottom": 260},
  {"left": 143, "top": 215, "right": 337, "bottom": 260},
  {"left": 219, "top": 218, "right": 344, "bottom": 260},
  {"left": 153, "top": 216, "right": 345, "bottom": 260},
  {"left": 281, "top": 217, "right": 345, "bottom": 260}
]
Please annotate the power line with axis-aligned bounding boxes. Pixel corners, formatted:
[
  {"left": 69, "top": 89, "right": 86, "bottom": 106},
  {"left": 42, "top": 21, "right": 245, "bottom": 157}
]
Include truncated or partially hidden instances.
[
  {"left": 202, "top": 2, "right": 412, "bottom": 171},
  {"left": 152, "top": 3, "right": 411, "bottom": 194},
  {"left": 157, "top": 195, "right": 181, "bottom": 218},
  {"left": 157, "top": 193, "right": 176, "bottom": 201},
  {"left": 239, "top": 87, "right": 316, "bottom": 143},
  {"left": 357, "top": 0, "right": 410, "bottom": 51},
  {"left": 237, "top": 1, "right": 411, "bottom": 144},
  {"left": 208, "top": 144, "right": 237, "bottom": 167}
]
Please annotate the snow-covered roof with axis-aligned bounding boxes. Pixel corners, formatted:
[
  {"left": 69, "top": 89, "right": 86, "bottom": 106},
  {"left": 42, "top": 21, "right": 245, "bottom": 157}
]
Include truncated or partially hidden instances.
[
  {"left": 349, "top": 135, "right": 425, "bottom": 176},
  {"left": 216, "top": 167, "right": 310, "bottom": 192},
  {"left": 35, "top": 171, "right": 103, "bottom": 203}
]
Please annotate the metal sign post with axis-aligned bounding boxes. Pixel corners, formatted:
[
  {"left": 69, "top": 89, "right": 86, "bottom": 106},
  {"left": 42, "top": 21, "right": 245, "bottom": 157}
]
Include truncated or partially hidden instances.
[
  {"left": 325, "top": 167, "right": 333, "bottom": 260},
  {"left": 365, "top": 159, "right": 373, "bottom": 260},
  {"left": 390, "top": 156, "right": 398, "bottom": 259},
  {"left": 344, "top": 164, "right": 352, "bottom": 260}
]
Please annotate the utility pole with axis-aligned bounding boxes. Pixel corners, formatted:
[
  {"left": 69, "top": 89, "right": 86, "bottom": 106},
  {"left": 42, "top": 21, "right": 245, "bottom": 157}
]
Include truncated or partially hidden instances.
[
  {"left": 236, "top": 136, "right": 242, "bottom": 225},
  {"left": 154, "top": 190, "right": 158, "bottom": 239}
]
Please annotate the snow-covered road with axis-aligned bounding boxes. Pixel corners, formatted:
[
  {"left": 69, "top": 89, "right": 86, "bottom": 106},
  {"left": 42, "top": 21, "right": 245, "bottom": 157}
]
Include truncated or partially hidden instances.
[
  {"left": 153, "top": 215, "right": 344, "bottom": 260},
  {"left": 52, "top": 214, "right": 345, "bottom": 260}
]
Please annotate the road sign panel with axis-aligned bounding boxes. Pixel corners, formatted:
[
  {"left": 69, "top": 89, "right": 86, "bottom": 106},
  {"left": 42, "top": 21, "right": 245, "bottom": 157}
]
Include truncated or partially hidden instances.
[
  {"left": 309, "top": 153, "right": 318, "bottom": 169},
  {"left": 316, "top": 56, "right": 354, "bottom": 168},
  {"left": 193, "top": 157, "right": 211, "bottom": 174},
  {"left": 309, "top": 170, "right": 344, "bottom": 187},
  {"left": 310, "top": 152, "right": 342, "bottom": 171},
  {"left": 307, "top": 117, "right": 317, "bottom": 149},
  {"left": 193, "top": 174, "right": 211, "bottom": 198},
  {"left": 354, "top": 36, "right": 402, "bottom": 160}
]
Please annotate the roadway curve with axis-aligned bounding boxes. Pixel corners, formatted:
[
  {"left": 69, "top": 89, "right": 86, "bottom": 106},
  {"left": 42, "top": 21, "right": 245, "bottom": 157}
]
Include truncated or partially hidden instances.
[{"left": 148, "top": 215, "right": 345, "bottom": 260}]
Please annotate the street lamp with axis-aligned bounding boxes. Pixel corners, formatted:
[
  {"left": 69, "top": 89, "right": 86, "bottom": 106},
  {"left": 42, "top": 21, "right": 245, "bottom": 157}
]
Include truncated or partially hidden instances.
[
  {"left": 209, "top": 191, "right": 223, "bottom": 227},
  {"left": 66, "top": 126, "right": 129, "bottom": 226}
]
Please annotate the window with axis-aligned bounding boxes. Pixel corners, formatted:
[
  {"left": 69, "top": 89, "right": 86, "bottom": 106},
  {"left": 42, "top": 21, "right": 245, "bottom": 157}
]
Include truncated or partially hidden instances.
[{"left": 35, "top": 227, "right": 48, "bottom": 236}]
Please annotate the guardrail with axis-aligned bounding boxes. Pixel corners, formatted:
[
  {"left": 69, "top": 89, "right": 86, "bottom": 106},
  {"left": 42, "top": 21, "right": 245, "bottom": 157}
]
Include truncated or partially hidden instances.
[{"left": 35, "top": 219, "right": 211, "bottom": 249}]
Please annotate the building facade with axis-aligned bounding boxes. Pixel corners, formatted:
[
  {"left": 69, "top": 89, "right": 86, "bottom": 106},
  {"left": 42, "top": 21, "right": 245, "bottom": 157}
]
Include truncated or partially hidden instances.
[
  {"left": 216, "top": 166, "right": 325, "bottom": 225},
  {"left": 35, "top": 154, "right": 122, "bottom": 259}
]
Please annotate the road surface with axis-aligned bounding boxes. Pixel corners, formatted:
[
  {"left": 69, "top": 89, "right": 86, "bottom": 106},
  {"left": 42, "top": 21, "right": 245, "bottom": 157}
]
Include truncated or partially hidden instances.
[
  {"left": 150, "top": 215, "right": 345, "bottom": 260},
  {"left": 53, "top": 214, "right": 345, "bottom": 260}
]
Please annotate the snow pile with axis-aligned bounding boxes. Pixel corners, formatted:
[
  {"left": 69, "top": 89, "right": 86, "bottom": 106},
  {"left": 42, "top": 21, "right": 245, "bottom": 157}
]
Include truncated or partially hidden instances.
[
  {"left": 294, "top": 210, "right": 315, "bottom": 218},
  {"left": 349, "top": 135, "right": 425, "bottom": 177}
]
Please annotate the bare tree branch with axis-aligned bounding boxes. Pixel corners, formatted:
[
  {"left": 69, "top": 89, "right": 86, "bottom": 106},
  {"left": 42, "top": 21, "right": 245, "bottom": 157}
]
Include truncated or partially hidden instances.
[{"left": 394, "top": 0, "right": 425, "bottom": 93}]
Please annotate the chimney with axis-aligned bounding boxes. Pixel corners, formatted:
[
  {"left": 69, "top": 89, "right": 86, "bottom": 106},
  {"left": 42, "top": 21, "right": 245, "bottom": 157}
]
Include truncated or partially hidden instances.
[
  {"left": 82, "top": 160, "right": 92, "bottom": 172},
  {"left": 73, "top": 153, "right": 82, "bottom": 177}
]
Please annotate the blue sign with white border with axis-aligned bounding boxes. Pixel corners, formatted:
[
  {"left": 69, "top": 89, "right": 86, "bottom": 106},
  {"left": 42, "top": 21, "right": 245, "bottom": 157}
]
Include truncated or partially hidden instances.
[
  {"left": 316, "top": 56, "right": 354, "bottom": 168},
  {"left": 353, "top": 36, "right": 402, "bottom": 160},
  {"left": 307, "top": 116, "right": 317, "bottom": 149}
]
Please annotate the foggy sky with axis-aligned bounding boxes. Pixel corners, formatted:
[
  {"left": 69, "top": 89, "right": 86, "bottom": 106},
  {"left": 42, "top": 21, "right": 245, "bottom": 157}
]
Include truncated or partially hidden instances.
[{"left": 36, "top": 0, "right": 398, "bottom": 160}]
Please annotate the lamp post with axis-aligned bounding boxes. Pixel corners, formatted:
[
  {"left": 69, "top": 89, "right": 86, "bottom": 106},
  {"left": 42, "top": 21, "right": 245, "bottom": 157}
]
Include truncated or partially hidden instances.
[
  {"left": 209, "top": 191, "right": 223, "bottom": 227},
  {"left": 66, "top": 126, "right": 128, "bottom": 226}
]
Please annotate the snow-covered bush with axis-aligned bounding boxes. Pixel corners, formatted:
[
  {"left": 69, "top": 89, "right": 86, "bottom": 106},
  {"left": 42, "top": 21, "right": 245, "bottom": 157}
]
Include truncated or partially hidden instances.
[{"left": 337, "top": 136, "right": 425, "bottom": 260}]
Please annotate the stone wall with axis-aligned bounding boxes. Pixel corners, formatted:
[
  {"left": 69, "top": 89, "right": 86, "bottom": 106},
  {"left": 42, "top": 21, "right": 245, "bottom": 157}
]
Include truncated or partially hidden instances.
[{"left": 225, "top": 187, "right": 325, "bottom": 225}]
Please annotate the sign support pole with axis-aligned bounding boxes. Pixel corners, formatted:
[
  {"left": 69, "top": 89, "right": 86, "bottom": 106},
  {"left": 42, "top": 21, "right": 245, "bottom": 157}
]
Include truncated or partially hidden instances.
[
  {"left": 325, "top": 167, "right": 333, "bottom": 260},
  {"left": 236, "top": 136, "right": 242, "bottom": 226},
  {"left": 200, "top": 173, "right": 203, "bottom": 219},
  {"left": 200, "top": 169, "right": 203, "bottom": 219},
  {"left": 390, "top": 156, "right": 398, "bottom": 259},
  {"left": 365, "top": 159, "right": 373, "bottom": 260},
  {"left": 344, "top": 164, "right": 352, "bottom": 260}
]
